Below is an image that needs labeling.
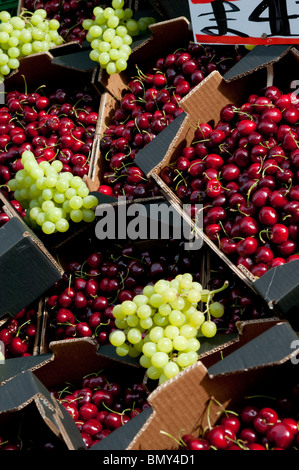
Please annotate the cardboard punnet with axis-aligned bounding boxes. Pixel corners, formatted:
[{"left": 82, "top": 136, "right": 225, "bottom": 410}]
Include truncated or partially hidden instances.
[
  {"left": 0, "top": 191, "right": 63, "bottom": 319},
  {"left": 133, "top": 48, "right": 299, "bottom": 318},
  {"left": 0, "top": 369, "right": 85, "bottom": 450},
  {"left": 10, "top": 337, "right": 151, "bottom": 450},
  {"left": 2, "top": 50, "right": 101, "bottom": 176},
  {"left": 89, "top": 318, "right": 298, "bottom": 450}
]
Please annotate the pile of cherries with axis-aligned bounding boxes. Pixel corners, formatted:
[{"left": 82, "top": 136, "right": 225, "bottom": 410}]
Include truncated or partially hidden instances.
[
  {"left": 0, "top": 301, "right": 39, "bottom": 358},
  {"left": 180, "top": 380, "right": 299, "bottom": 450},
  {"left": 51, "top": 368, "right": 150, "bottom": 448},
  {"left": 0, "top": 84, "right": 99, "bottom": 189},
  {"left": 23, "top": 0, "right": 102, "bottom": 45},
  {"left": 46, "top": 237, "right": 205, "bottom": 345},
  {"left": 160, "top": 84, "right": 299, "bottom": 278},
  {"left": 98, "top": 42, "right": 243, "bottom": 200}
]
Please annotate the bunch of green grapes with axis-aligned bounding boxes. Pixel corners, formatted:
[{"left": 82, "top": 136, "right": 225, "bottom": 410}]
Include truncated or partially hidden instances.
[
  {"left": 0, "top": 8, "right": 64, "bottom": 82},
  {"left": 83, "top": 0, "right": 155, "bottom": 75},
  {"left": 7, "top": 150, "right": 99, "bottom": 235},
  {"left": 109, "top": 273, "right": 228, "bottom": 385}
]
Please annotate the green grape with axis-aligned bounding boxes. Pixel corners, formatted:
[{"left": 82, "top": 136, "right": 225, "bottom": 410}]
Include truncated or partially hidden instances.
[
  {"left": 136, "top": 304, "right": 152, "bottom": 319},
  {"left": 55, "top": 218, "right": 69, "bottom": 233},
  {"left": 49, "top": 19, "right": 60, "bottom": 30},
  {"left": 114, "top": 318, "right": 127, "bottom": 330},
  {"left": 164, "top": 325, "right": 179, "bottom": 340},
  {"left": 201, "top": 320, "right": 217, "bottom": 338},
  {"left": 180, "top": 324, "right": 197, "bottom": 339},
  {"left": 76, "top": 184, "right": 89, "bottom": 198},
  {"left": 42, "top": 220, "right": 56, "bottom": 234},
  {"left": 109, "top": 329, "right": 126, "bottom": 347},
  {"left": 42, "top": 188, "right": 53, "bottom": 201},
  {"left": 47, "top": 207, "right": 62, "bottom": 223},
  {"left": 104, "top": 7, "right": 115, "bottom": 19},
  {"left": 157, "top": 337, "right": 173, "bottom": 354},
  {"left": 103, "top": 28, "right": 116, "bottom": 42},
  {"left": 126, "top": 314, "right": 139, "bottom": 328},
  {"left": 82, "top": 209, "right": 95, "bottom": 223},
  {"left": 98, "top": 41, "right": 111, "bottom": 52},
  {"left": 163, "top": 361, "right": 180, "bottom": 379},
  {"left": 109, "top": 48, "right": 121, "bottom": 61},
  {"left": 176, "top": 352, "right": 190, "bottom": 368},
  {"left": 154, "top": 279, "right": 169, "bottom": 294},
  {"left": 149, "top": 326, "right": 164, "bottom": 343},
  {"left": 29, "top": 206, "right": 42, "bottom": 220},
  {"left": 89, "top": 25, "right": 103, "bottom": 38},
  {"left": 7, "top": 58, "right": 19, "bottom": 70},
  {"left": 115, "top": 25, "right": 128, "bottom": 37},
  {"left": 107, "top": 15, "right": 119, "bottom": 29},
  {"left": 139, "top": 317, "right": 153, "bottom": 330},
  {"left": 123, "top": 8, "right": 133, "bottom": 19},
  {"left": 209, "top": 301, "right": 225, "bottom": 318},
  {"left": 169, "top": 310, "right": 186, "bottom": 327},
  {"left": 106, "top": 61, "right": 117, "bottom": 75},
  {"left": 151, "top": 351, "right": 169, "bottom": 369},
  {"left": 161, "top": 287, "right": 177, "bottom": 303},
  {"left": 112, "top": 0, "right": 125, "bottom": 8},
  {"left": 0, "top": 11, "right": 11, "bottom": 22},
  {"left": 112, "top": 304, "right": 125, "bottom": 319},
  {"left": 35, "top": 212, "right": 47, "bottom": 226},
  {"left": 158, "top": 303, "right": 172, "bottom": 317},
  {"left": 69, "top": 195, "right": 83, "bottom": 210},
  {"left": 120, "top": 300, "right": 137, "bottom": 316},
  {"left": 116, "top": 343, "right": 130, "bottom": 357},
  {"left": 142, "top": 341, "right": 158, "bottom": 357},
  {"left": 186, "top": 337, "right": 201, "bottom": 352},
  {"left": 0, "top": 64, "right": 10, "bottom": 76},
  {"left": 115, "top": 57, "right": 127, "bottom": 71},
  {"left": 189, "top": 310, "right": 205, "bottom": 327},
  {"left": 143, "top": 285, "right": 155, "bottom": 298},
  {"left": 127, "top": 327, "right": 142, "bottom": 345},
  {"left": 139, "top": 354, "right": 151, "bottom": 369},
  {"left": 70, "top": 209, "right": 83, "bottom": 223},
  {"left": 153, "top": 312, "right": 169, "bottom": 328},
  {"left": 99, "top": 51, "right": 110, "bottom": 66},
  {"left": 172, "top": 335, "right": 188, "bottom": 351},
  {"left": 147, "top": 366, "right": 163, "bottom": 380},
  {"left": 149, "top": 293, "right": 163, "bottom": 308},
  {"left": 42, "top": 200, "right": 54, "bottom": 212}
]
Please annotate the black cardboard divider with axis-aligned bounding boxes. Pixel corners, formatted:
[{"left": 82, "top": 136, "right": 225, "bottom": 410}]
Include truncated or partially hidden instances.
[
  {"left": 207, "top": 321, "right": 299, "bottom": 377},
  {"left": 0, "top": 369, "right": 85, "bottom": 450},
  {"left": 223, "top": 44, "right": 292, "bottom": 82},
  {"left": 0, "top": 193, "right": 63, "bottom": 319}
]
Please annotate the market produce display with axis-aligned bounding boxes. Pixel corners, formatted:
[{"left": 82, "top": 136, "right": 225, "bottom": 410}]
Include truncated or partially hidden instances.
[{"left": 0, "top": 0, "right": 299, "bottom": 454}]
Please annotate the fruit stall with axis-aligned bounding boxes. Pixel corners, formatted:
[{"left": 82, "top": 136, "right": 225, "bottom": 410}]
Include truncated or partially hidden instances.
[{"left": 0, "top": 0, "right": 299, "bottom": 454}]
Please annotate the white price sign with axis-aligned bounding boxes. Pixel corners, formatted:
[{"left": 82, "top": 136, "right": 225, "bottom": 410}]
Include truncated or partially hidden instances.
[{"left": 188, "top": 0, "right": 299, "bottom": 45}]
